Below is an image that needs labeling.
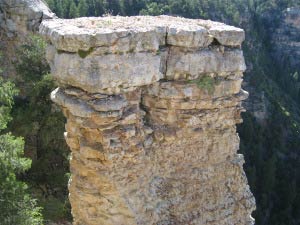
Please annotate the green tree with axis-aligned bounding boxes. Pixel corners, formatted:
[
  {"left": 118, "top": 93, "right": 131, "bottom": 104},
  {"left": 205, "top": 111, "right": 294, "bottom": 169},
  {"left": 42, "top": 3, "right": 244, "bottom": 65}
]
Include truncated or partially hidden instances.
[
  {"left": 69, "top": 1, "right": 79, "bottom": 18},
  {"left": 15, "top": 35, "right": 49, "bottom": 85},
  {"left": 78, "top": 0, "right": 88, "bottom": 17},
  {"left": 11, "top": 35, "right": 71, "bottom": 222},
  {"left": 61, "top": 0, "right": 71, "bottom": 18},
  {"left": 0, "top": 76, "right": 43, "bottom": 225},
  {"left": 140, "top": 2, "right": 167, "bottom": 15}
]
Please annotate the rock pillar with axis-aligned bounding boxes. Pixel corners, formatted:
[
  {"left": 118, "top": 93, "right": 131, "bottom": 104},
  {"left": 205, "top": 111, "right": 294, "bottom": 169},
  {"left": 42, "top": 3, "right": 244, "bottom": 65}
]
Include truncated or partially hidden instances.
[{"left": 40, "top": 16, "right": 255, "bottom": 225}]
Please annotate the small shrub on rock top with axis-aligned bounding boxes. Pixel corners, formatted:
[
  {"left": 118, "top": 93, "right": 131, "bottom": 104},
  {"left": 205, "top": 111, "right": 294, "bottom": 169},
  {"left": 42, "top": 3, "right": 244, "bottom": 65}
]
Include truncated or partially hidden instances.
[{"left": 78, "top": 47, "right": 94, "bottom": 58}]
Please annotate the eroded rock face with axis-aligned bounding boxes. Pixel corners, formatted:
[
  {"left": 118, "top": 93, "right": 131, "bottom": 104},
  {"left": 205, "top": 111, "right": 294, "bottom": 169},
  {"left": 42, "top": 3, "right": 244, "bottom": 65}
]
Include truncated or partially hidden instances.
[
  {"left": 41, "top": 16, "right": 255, "bottom": 225},
  {"left": 0, "top": 0, "right": 55, "bottom": 77},
  {"left": 0, "top": 0, "right": 54, "bottom": 37}
]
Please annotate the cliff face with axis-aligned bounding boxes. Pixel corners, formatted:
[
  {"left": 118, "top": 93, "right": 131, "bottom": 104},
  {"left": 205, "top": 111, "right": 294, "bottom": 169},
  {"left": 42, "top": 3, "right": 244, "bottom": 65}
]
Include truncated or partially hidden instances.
[
  {"left": 40, "top": 16, "right": 255, "bottom": 225},
  {"left": 0, "top": 0, "right": 54, "bottom": 77},
  {"left": 271, "top": 7, "right": 300, "bottom": 72},
  {"left": 0, "top": 0, "right": 54, "bottom": 37}
]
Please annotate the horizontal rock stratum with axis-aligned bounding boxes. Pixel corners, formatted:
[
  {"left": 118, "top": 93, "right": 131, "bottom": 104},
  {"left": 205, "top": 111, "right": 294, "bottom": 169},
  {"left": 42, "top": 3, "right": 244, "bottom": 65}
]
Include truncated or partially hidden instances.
[
  {"left": 40, "top": 16, "right": 245, "bottom": 51},
  {"left": 40, "top": 16, "right": 255, "bottom": 225}
]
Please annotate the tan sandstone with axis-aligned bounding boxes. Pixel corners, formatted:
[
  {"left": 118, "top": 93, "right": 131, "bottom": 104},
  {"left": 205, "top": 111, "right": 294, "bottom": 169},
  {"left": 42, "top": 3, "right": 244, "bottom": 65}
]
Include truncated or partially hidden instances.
[{"left": 41, "top": 15, "right": 255, "bottom": 225}]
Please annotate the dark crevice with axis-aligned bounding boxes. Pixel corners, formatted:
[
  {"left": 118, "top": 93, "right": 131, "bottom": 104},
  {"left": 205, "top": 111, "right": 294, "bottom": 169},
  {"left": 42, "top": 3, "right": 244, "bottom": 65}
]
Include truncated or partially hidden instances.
[
  {"left": 163, "top": 27, "right": 171, "bottom": 79},
  {"left": 211, "top": 38, "right": 222, "bottom": 46}
]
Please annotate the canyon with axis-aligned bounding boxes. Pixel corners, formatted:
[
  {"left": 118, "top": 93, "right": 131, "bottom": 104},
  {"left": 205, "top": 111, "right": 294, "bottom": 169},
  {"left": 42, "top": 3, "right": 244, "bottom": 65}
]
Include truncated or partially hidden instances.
[{"left": 0, "top": 0, "right": 257, "bottom": 224}]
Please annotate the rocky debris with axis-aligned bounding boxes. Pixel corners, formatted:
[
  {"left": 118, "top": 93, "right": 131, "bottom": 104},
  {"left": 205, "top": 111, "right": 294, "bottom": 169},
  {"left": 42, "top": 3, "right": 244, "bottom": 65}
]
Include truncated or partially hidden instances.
[{"left": 41, "top": 16, "right": 255, "bottom": 225}]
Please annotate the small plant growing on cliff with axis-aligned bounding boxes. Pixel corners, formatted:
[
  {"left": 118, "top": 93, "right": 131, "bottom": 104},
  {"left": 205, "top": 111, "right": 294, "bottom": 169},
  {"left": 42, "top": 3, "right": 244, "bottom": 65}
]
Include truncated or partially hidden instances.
[
  {"left": 78, "top": 47, "right": 94, "bottom": 58},
  {"left": 190, "top": 75, "right": 219, "bottom": 94}
]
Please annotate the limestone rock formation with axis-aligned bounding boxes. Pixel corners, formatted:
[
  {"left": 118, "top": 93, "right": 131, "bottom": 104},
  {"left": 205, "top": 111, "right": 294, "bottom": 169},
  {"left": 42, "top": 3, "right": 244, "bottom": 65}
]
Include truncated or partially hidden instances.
[
  {"left": 41, "top": 16, "right": 255, "bottom": 225},
  {"left": 0, "top": 0, "right": 54, "bottom": 37},
  {"left": 0, "top": 0, "right": 55, "bottom": 77}
]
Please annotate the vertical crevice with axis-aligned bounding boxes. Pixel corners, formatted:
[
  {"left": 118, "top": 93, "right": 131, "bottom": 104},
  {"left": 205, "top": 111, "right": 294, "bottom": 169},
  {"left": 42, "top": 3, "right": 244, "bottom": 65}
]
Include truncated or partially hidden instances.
[{"left": 163, "top": 26, "right": 171, "bottom": 79}]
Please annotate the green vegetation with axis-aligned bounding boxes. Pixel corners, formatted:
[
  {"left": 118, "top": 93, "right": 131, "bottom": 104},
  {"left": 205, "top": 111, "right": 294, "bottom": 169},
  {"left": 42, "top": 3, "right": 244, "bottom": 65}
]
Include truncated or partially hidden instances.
[
  {"left": 190, "top": 75, "right": 219, "bottom": 94},
  {"left": 140, "top": 2, "right": 168, "bottom": 16},
  {"left": 78, "top": 47, "right": 94, "bottom": 58},
  {"left": 8, "top": 36, "right": 71, "bottom": 223},
  {"left": 0, "top": 77, "right": 43, "bottom": 224}
]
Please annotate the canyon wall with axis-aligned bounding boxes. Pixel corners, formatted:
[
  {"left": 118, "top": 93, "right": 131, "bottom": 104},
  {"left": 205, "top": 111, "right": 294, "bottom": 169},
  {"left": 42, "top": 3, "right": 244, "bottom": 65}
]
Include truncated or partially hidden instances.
[
  {"left": 40, "top": 16, "right": 255, "bottom": 225},
  {"left": 0, "top": 0, "right": 55, "bottom": 77},
  {"left": 271, "top": 7, "right": 300, "bottom": 71}
]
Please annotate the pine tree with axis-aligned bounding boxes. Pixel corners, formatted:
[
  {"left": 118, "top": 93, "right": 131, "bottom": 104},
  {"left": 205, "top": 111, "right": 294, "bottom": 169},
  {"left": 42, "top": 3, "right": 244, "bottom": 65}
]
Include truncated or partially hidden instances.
[
  {"left": 0, "top": 76, "right": 43, "bottom": 225},
  {"left": 78, "top": 0, "right": 88, "bottom": 17},
  {"left": 11, "top": 35, "right": 71, "bottom": 221},
  {"left": 54, "top": 0, "right": 63, "bottom": 18},
  {"left": 62, "top": 0, "right": 71, "bottom": 18},
  {"left": 69, "top": 1, "right": 79, "bottom": 18}
]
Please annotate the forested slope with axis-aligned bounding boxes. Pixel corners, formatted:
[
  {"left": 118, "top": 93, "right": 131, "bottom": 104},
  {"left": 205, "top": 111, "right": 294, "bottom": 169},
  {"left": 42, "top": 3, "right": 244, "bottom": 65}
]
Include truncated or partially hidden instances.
[{"left": 2, "top": 0, "right": 300, "bottom": 224}]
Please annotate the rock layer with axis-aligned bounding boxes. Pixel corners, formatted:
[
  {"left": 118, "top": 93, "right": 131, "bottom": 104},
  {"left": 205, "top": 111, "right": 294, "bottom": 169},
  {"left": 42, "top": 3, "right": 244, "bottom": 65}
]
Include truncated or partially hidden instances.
[{"left": 41, "top": 16, "right": 255, "bottom": 225}]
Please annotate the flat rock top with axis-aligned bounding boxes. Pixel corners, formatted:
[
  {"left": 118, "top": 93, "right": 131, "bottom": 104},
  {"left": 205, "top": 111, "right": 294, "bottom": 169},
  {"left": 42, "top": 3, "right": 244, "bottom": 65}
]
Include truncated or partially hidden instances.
[
  {"left": 41, "top": 15, "right": 237, "bottom": 34},
  {"left": 40, "top": 15, "right": 245, "bottom": 52}
]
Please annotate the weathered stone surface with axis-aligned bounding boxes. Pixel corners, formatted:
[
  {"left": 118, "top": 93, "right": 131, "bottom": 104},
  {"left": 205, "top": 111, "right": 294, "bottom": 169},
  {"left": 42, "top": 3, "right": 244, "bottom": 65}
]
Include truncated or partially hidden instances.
[
  {"left": 166, "top": 24, "right": 213, "bottom": 48},
  {"left": 40, "top": 15, "right": 245, "bottom": 53},
  {"left": 197, "top": 20, "right": 245, "bottom": 46},
  {"left": 165, "top": 47, "right": 246, "bottom": 80},
  {"left": 47, "top": 47, "right": 163, "bottom": 94},
  {"left": 51, "top": 88, "right": 95, "bottom": 118},
  {"left": 144, "top": 79, "right": 243, "bottom": 100},
  {"left": 40, "top": 16, "right": 166, "bottom": 52},
  {"left": 42, "top": 15, "right": 255, "bottom": 225},
  {"left": 45, "top": 43, "right": 245, "bottom": 94}
]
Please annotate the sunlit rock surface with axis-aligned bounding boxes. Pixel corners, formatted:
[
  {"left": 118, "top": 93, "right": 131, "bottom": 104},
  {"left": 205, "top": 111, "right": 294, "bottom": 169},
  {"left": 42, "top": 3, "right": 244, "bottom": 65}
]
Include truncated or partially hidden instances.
[{"left": 41, "top": 16, "right": 255, "bottom": 225}]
